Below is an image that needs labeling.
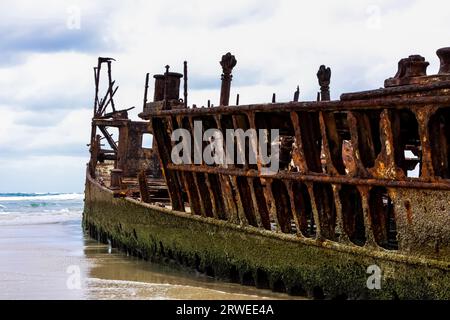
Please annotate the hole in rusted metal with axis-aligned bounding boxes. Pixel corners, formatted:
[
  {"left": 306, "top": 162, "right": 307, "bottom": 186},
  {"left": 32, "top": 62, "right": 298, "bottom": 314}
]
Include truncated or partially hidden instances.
[
  {"left": 392, "top": 110, "right": 422, "bottom": 177},
  {"left": 312, "top": 183, "right": 337, "bottom": 240},
  {"left": 429, "top": 107, "right": 450, "bottom": 178},
  {"left": 142, "top": 133, "right": 153, "bottom": 149},
  {"left": 339, "top": 185, "right": 366, "bottom": 246},
  {"left": 341, "top": 140, "right": 356, "bottom": 174},
  {"left": 255, "top": 112, "right": 295, "bottom": 171},
  {"left": 369, "top": 187, "right": 398, "bottom": 250}
]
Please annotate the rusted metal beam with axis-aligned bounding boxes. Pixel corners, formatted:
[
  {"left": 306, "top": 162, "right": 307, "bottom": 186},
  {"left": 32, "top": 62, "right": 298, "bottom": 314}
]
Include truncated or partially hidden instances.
[
  {"left": 138, "top": 170, "right": 151, "bottom": 203},
  {"left": 143, "top": 73, "right": 150, "bottom": 109},
  {"left": 183, "top": 61, "right": 188, "bottom": 108},
  {"left": 165, "top": 164, "right": 450, "bottom": 190},
  {"left": 107, "top": 60, "right": 116, "bottom": 112},
  {"left": 140, "top": 95, "right": 450, "bottom": 117},
  {"left": 98, "top": 126, "right": 118, "bottom": 152}
]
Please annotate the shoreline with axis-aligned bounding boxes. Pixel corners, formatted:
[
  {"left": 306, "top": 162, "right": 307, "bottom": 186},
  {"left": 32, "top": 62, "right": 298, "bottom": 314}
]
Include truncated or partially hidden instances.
[{"left": 0, "top": 217, "right": 300, "bottom": 300}]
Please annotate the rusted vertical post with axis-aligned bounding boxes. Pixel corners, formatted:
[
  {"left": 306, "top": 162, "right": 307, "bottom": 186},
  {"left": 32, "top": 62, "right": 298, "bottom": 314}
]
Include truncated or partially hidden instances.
[
  {"left": 306, "top": 183, "right": 323, "bottom": 239},
  {"left": 293, "top": 86, "right": 300, "bottom": 102},
  {"left": 317, "top": 65, "right": 345, "bottom": 175},
  {"left": 89, "top": 134, "right": 101, "bottom": 178},
  {"left": 90, "top": 62, "right": 101, "bottom": 150},
  {"left": 414, "top": 106, "right": 437, "bottom": 178},
  {"left": 93, "top": 66, "right": 100, "bottom": 115},
  {"left": 138, "top": 170, "right": 151, "bottom": 203},
  {"left": 164, "top": 65, "right": 170, "bottom": 109},
  {"left": 183, "top": 61, "right": 188, "bottom": 108},
  {"left": 247, "top": 178, "right": 264, "bottom": 228},
  {"left": 331, "top": 184, "right": 348, "bottom": 243},
  {"left": 143, "top": 73, "right": 149, "bottom": 109},
  {"left": 289, "top": 112, "right": 308, "bottom": 173},
  {"left": 317, "top": 65, "right": 331, "bottom": 101},
  {"left": 107, "top": 61, "right": 116, "bottom": 112},
  {"left": 285, "top": 181, "right": 304, "bottom": 237},
  {"left": 358, "top": 186, "right": 378, "bottom": 248},
  {"left": 219, "top": 52, "right": 237, "bottom": 106},
  {"left": 263, "top": 179, "right": 281, "bottom": 232}
]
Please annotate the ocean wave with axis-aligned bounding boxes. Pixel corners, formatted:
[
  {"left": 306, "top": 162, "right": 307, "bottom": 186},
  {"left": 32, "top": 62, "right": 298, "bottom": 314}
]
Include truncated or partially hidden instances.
[
  {"left": 0, "top": 210, "right": 82, "bottom": 226},
  {"left": 0, "top": 193, "right": 84, "bottom": 202}
]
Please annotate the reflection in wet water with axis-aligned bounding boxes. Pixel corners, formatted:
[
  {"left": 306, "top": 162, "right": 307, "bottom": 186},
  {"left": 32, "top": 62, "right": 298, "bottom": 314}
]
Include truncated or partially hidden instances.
[{"left": 82, "top": 236, "right": 301, "bottom": 300}]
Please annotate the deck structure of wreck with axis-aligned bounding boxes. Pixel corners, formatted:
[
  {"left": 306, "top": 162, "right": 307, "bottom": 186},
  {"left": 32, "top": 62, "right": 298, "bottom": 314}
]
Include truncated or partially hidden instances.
[{"left": 83, "top": 48, "right": 450, "bottom": 299}]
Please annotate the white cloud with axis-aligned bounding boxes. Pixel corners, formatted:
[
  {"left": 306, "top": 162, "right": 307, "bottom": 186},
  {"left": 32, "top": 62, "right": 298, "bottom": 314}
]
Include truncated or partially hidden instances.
[{"left": 1, "top": 0, "right": 450, "bottom": 192}]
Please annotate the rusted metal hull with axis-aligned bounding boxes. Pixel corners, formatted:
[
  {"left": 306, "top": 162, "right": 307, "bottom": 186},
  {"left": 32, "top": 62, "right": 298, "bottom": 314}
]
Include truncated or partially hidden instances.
[
  {"left": 145, "top": 97, "right": 450, "bottom": 259},
  {"left": 83, "top": 171, "right": 450, "bottom": 299},
  {"left": 84, "top": 49, "right": 450, "bottom": 299}
]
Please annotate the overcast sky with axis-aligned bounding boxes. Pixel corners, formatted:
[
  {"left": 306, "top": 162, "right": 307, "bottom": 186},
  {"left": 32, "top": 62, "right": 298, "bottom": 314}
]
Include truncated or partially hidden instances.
[{"left": 0, "top": 0, "right": 449, "bottom": 193}]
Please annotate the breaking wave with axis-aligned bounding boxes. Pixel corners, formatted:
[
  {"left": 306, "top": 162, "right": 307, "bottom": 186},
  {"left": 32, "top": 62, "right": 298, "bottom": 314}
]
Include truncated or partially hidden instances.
[
  {"left": 0, "top": 193, "right": 84, "bottom": 225},
  {"left": 0, "top": 210, "right": 82, "bottom": 226}
]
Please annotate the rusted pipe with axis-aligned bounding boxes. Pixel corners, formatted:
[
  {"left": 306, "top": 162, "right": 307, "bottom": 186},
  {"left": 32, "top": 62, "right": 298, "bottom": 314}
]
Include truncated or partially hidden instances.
[
  {"left": 219, "top": 52, "right": 237, "bottom": 106},
  {"left": 166, "top": 164, "right": 450, "bottom": 190}
]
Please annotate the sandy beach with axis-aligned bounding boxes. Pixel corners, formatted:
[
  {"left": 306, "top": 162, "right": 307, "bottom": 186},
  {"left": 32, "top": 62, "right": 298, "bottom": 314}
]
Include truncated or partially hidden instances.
[{"left": 0, "top": 194, "right": 297, "bottom": 300}]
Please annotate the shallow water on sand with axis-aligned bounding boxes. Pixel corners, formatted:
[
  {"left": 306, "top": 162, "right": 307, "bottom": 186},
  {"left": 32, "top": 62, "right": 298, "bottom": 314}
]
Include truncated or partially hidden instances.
[{"left": 0, "top": 193, "right": 300, "bottom": 300}]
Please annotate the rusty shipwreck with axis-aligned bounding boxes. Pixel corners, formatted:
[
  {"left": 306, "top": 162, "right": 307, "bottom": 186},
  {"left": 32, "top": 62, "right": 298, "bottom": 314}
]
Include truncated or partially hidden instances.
[{"left": 83, "top": 49, "right": 450, "bottom": 299}]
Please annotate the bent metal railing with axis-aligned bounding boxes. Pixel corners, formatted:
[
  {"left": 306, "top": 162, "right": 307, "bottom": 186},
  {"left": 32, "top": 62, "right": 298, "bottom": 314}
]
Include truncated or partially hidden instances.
[{"left": 147, "top": 94, "right": 450, "bottom": 259}]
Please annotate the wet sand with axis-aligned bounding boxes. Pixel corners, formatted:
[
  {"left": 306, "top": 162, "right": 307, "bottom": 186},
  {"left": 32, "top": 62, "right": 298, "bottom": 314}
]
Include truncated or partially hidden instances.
[{"left": 0, "top": 219, "right": 301, "bottom": 300}]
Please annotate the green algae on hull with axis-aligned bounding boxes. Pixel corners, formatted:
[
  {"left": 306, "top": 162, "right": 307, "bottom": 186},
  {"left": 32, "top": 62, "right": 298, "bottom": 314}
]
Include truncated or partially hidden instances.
[{"left": 83, "top": 176, "right": 450, "bottom": 300}]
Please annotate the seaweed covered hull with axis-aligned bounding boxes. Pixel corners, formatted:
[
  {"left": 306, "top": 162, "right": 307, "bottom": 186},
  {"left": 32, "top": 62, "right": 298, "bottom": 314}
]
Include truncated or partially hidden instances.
[
  {"left": 84, "top": 49, "right": 450, "bottom": 299},
  {"left": 84, "top": 173, "right": 450, "bottom": 299}
]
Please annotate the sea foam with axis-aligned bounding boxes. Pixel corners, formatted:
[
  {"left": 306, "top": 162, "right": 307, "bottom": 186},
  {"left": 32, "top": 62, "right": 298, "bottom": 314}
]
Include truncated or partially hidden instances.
[{"left": 0, "top": 193, "right": 84, "bottom": 202}]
